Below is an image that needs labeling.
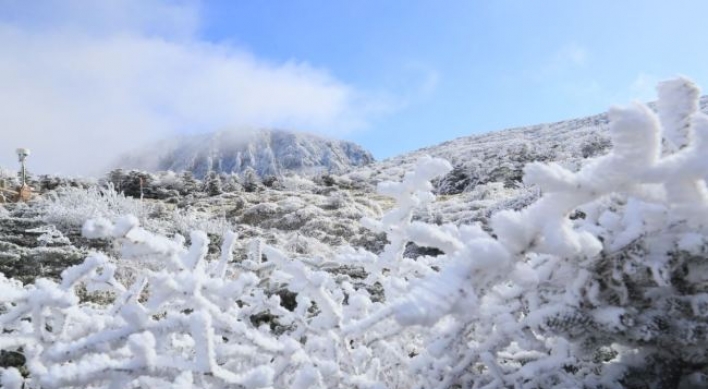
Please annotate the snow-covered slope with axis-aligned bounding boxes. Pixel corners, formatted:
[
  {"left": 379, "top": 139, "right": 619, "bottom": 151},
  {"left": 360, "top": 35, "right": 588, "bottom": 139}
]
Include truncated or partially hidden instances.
[
  {"left": 343, "top": 96, "right": 708, "bottom": 226},
  {"left": 362, "top": 96, "right": 708, "bottom": 190},
  {"left": 115, "top": 129, "right": 374, "bottom": 178}
]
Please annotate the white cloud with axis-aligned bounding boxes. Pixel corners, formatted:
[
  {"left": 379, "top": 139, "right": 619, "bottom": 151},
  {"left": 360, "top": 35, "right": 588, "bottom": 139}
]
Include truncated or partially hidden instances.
[{"left": 0, "top": 1, "right": 385, "bottom": 175}]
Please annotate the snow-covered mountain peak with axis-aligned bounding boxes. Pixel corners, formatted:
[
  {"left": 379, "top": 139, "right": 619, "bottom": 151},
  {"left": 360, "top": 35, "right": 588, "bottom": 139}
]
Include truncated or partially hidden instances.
[{"left": 115, "top": 128, "right": 374, "bottom": 178}]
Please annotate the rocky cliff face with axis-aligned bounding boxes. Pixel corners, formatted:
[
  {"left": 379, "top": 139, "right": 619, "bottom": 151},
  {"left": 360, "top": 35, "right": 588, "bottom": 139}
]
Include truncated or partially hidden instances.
[{"left": 116, "top": 129, "right": 374, "bottom": 179}]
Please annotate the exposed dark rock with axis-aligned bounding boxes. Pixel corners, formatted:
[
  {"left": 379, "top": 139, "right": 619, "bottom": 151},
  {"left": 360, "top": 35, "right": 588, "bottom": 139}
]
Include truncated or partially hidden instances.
[
  {"left": 277, "top": 288, "right": 298, "bottom": 312},
  {"left": 404, "top": 242, "right": 445, "bottom": 259}
]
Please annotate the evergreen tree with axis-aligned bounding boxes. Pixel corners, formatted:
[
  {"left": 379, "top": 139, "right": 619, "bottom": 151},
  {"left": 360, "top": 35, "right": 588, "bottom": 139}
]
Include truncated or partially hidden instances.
[
  {"left": 242, "top": 167, "right": 260, "bottom": 193},
  {"left": 180, "top": 171, "right": 199, "bottom": 195},
  {"left": 262, "top": 175, "right": 280, "bottom": 188},
  {"left": 221, "top": 173, "right": 242, "bottom": 193},
  {"left": 107, "top": 169, "right": 127, "bottom": 193},
  {"left": 206, "top": 171, "right": 223, "bottom": 196}
]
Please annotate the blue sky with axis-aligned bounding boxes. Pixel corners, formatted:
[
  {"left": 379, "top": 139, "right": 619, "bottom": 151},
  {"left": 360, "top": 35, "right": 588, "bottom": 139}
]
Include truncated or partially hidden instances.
[
  {"left": 199, "top": 0, "right": 708, "bottom": 157},
  {"left": 2, "top": 0, "right": 708, "bottom": 174}
]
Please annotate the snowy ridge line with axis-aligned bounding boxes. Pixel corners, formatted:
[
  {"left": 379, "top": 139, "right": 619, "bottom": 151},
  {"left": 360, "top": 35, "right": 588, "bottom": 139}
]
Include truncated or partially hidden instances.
[
  {"left": 358, "top": 88, "right": 708, "bottom": 202},
  {"left": 2, "top": 78, "right": 708, "bottom": 388}
]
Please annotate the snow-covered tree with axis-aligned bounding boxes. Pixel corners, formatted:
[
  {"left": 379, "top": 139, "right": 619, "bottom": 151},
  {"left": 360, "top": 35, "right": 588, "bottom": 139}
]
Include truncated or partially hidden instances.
[
  {"left": 181, "top": 171, "right": 200, "bottom": 195},
  {"left": 206, "top": 171, "right": 223, "bottom": 196},
  {"left": 220, "top": 173, "right": 243, "bottom": 193},
  {"left": 242, "top": 167, "right": 260, "bottom": 193}
]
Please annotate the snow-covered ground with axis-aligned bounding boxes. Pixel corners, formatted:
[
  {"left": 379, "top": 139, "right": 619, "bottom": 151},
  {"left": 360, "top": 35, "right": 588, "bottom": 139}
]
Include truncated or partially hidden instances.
[{"left": 1, "top": 78, "right": 708, "bottom": 388}]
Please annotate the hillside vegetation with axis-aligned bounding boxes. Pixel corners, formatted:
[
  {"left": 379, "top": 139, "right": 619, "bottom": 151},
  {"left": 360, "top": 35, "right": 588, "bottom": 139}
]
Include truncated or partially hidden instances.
[{"left": 1, "top": 78, "right": 707, "bottom": 388}]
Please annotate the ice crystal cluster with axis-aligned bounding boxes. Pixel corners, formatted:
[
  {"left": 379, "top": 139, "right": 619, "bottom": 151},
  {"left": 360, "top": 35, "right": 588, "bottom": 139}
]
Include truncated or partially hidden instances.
[{"left": 2, "top": 78, "right": 708, "bottom": 388}]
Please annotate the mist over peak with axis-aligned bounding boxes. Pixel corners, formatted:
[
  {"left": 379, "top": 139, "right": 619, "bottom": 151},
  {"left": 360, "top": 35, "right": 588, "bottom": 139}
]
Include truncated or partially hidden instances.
[{"left": 115, "top": 128, "right": 374, "bottom": 178}]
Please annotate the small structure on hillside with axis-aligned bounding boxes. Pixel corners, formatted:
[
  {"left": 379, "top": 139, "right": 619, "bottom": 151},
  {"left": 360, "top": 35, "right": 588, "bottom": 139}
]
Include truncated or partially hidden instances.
[{"left": 0, "top": 148, "right": 33, "bottom": 203}]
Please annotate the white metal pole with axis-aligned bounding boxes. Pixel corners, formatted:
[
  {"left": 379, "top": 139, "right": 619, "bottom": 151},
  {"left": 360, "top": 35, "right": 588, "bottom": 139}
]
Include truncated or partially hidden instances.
[{"left": 21, "top": 159, "right": 26, "bottom": 187}]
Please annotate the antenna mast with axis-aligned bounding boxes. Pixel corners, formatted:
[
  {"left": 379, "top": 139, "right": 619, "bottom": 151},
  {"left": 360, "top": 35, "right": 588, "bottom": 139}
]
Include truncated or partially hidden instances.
[{"left": 16, "top": 148, "right": 30, "bottom": 186}]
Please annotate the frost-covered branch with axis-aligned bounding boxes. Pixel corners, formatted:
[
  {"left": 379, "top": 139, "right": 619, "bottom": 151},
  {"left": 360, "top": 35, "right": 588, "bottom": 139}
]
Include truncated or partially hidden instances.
[
  {"left": 344, "top": 77, "right": 708, "bottom": 388},
  {"left": 2, "top": 78, "right": 708, "bottom": 389}
]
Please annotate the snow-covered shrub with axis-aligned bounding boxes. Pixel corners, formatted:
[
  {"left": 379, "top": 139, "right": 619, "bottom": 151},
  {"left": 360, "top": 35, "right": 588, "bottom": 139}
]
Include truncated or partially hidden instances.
[
  {"left": 107, "top": 169, "right": 192, "bottom": 200},
  {"left": 579, "top": 132, "right": 612, "bottom": 158},
  {"left": 338, "top": 169, "right": 376, "bottom": 191},
  {"left": 0, "top": 154, "right": 450, "bottom": 388},
  {"left": 2, "top": 77, "right": 708, "bottom": 388},
  {"left": 38, "top": 185, "right": 156, "bottom": 229},
  {"left": 240, "top": 203, "right": 280, "bottom": 226},
  {"left": 343, "top": 77, "right": 708, "bottom": 388},
  {"left": 32, "top": 174, "right": 94, "bottom": 193},
  {"left": 279, "top": 205, "right": 324, "bottom": 230},
  {"left": 0, "top": 211, "right": 412, "bottom": 388},
  {"left": 26, "top": 225, "right": 72, "bottom": 247},
  {"left": 280, "top": 174, "right": 317, "bottom": 192},
  {"left": 159, "top": 206, "right": 235, "bottom": 238}
]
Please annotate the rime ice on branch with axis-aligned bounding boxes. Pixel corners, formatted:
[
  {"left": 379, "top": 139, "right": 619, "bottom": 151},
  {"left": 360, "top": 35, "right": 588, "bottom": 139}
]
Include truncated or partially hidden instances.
[
  {"left": 346, "top": 77, "right": 708, "bottom": 388},
  {"left": 2, "top": 77, "right": 708, "bottom": 389}
]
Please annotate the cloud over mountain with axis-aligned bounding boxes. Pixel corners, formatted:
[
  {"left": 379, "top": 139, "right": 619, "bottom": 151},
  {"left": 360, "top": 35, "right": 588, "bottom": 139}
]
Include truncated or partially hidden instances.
[
  {"left": 0, "top": 0, "right": 384, "bottom": 175},
  {"left": 115, "top": 128, "right": 374, "bottom": 178}
]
